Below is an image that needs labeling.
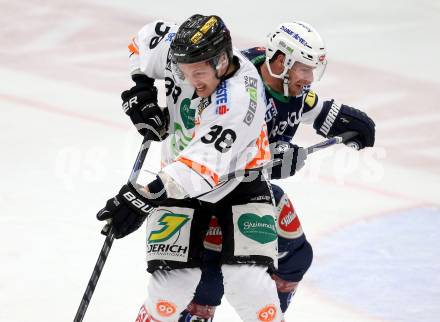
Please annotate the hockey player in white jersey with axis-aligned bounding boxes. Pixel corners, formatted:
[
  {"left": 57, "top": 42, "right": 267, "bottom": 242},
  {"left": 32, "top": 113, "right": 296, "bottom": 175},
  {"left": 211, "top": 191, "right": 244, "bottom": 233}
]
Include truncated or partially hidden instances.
[{"left": 96, "top": 14, "right": 284, "bottom": 322}]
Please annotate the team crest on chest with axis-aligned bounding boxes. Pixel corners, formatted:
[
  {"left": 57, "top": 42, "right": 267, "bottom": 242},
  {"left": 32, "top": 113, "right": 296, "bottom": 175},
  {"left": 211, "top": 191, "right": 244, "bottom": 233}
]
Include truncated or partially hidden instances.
[{"left": 180, "top": 98, "right": 195, "bottom": 129}]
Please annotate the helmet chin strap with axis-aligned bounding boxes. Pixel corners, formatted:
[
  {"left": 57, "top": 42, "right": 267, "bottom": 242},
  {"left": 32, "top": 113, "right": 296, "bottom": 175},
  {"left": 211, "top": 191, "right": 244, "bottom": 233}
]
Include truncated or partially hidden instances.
[
  {"left": 266, "top": 60, "right": 291, "bottom": 97},
  {"left": 283, "top": 75, "right": 290, "bottom": 97}
]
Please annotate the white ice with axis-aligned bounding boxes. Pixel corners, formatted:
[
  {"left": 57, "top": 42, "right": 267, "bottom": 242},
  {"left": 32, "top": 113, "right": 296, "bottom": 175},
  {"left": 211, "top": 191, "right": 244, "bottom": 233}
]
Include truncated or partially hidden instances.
[{"left": 1, "top": 0, "right": 439, "bottom": 321}]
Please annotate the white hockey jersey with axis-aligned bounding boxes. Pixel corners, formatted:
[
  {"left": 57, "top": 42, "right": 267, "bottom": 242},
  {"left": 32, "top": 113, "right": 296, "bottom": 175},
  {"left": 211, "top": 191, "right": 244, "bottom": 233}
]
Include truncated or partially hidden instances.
[{"left": 128, "top": 20, "right": 270, "bottom": 202}]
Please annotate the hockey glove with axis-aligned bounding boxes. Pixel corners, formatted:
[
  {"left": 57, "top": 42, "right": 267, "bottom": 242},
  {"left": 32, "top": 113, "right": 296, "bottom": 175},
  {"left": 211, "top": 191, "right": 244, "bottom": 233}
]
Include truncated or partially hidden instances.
[
  {"left": 97, "top": 183, "right": 155, "bottom": 239},
  {"left": 270, "top": 142, "right": 307, "bottom": 179},
  {"left": 313, "top": 100, "right": 375, "bottom": 149},
  {"left": 121, "top": 74, "right": 168, "bottom": 140}
]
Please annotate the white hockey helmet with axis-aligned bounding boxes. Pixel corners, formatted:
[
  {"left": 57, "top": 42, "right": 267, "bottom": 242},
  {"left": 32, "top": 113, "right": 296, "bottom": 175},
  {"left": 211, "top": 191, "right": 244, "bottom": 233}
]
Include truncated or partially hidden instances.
[{"left": 266, "top": 21, "right": 327, "bottom": 95}]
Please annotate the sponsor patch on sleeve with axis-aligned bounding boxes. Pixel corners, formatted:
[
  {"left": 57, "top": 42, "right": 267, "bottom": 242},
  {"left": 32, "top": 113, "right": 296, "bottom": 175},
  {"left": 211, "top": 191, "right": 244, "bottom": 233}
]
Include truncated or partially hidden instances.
[
  {"left": 304, "top": 90, "right": 318, "bottom": 110},
  {"left": 128, "top": 36, "right": 139, "bottom": 55}
]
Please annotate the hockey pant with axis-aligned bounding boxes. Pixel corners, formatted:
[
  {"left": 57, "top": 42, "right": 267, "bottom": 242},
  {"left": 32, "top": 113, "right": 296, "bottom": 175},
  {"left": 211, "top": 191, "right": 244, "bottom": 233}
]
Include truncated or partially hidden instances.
[
  {"left": 135, "top": 264, "right": 282, "bottom": 322},
  {"left": 183, "top": 183, "right": 313, "bottom": 315},
  {"left": 138, "top": 179, "right": 282, "bottom": 321}
]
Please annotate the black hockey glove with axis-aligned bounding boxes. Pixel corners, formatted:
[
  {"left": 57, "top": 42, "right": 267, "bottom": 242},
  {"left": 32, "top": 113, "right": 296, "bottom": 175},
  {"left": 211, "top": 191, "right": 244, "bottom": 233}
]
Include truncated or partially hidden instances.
[
  {"left": 313, "top": 100, "right": 375, "bottom": 149},
  {"left": 121, "top": 74, "right": 168, "bottom": 140},
  {"left": 269, "top": 142, "right": 307, "bottom": 179},
  {"left": 97, "top": 183, "right": 155, "bottom": 239}
]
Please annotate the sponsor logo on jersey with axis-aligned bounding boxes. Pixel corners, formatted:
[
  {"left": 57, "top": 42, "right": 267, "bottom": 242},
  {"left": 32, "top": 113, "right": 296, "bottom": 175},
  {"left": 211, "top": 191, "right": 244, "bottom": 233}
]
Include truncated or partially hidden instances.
[
  {"left": 250, "top": 195, "right": 272, "bottom": 202},
  {"left": 277, "top": 196, "right": 303, "bottom": 239},
  {"left": 171, "top": 121, "right": 193, "bottom": 155},
  {"left": 217, "top": 105, "right": 229, "bottom": 115},
  {"left": 265, "top": 98, "right": 278, "bottom": 123},
  {"left": 257, "top": 304, "right": 278, "bottom": 322},
  {"left": 148, "top": 213, "right": 190, "bottom": 243},
  {"left": 280, "top": 25, "right": 308, "bottom": 46},
  {"left": 243, "top": 76, "right": 258, "bottom": 125},
  {"left": 195, "top": 97, "right": 211, "bottom": 127},
  {"left": 180, "top": 98, "right": 196, "bottom": 129},
  {"left": 146, "top": 243, "right": 189, "bottom": 257},
  {"left": 215, "top": 80, "right": 229, "bottom": 115},
  {"left": 135, "top": 305, "right": 150, "bottom": 322},
  {"left": 146, "top": 211, "right": 191, "bottom": 260},
  {"left": 203, "top": 216, "right": 223, "bottom": 251},
  {"left": 238, "top": 213, "right": 277, "bottom": 244},
  {"left": 156, "top": 300, "right": 177, "bottom": 317},
  {"left": 198, "top": 96, "right": 211, "bottom": 116},
  {"left": 268, "top": 108, "right": 303, "bottom": 139},
  {"left": 265, "top": 90, "right": 309, "bottom": 140}
]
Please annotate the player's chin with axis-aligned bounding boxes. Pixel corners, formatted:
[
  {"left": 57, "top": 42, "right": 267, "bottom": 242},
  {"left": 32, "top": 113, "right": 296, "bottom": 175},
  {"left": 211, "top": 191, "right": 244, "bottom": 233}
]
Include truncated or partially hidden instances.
[
  {"left": 290, "top": 85, "right": 303, "bottom": 96},
  {"left": 196, "top": 87, "right": 212, "bottom": 98}
]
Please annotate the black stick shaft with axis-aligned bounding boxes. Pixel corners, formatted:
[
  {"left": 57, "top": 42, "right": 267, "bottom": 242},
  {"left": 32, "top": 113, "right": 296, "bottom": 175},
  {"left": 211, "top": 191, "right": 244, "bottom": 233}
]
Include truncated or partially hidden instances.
[
  {"left": 73, "top": 136, "right": 151, "bottom": 322},
  {"left": 218, "top": 132, "right": 357, "bottom": 183},
  {"left": 73, "top": 229, "right": 115, "bottom": 322}
]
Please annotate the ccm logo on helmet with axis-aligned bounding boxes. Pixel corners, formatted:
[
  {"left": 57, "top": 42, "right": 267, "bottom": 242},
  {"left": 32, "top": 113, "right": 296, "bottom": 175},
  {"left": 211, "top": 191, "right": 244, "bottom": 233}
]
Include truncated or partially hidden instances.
[{"left": 123, "top": 191, "right": 152, "bottom": 214}]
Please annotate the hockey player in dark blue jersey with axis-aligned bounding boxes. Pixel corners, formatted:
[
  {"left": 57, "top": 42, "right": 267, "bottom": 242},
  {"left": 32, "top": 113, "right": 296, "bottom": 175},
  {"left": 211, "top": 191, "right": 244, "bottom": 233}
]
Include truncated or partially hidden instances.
[{"left": 179, "top": 21, "right": 375, "bottom": 321}]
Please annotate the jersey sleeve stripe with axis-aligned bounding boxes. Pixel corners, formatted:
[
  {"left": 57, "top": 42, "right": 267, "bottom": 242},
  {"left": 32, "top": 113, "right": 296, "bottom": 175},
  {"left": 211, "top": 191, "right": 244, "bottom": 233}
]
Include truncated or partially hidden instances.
[
  {"left": 177, "top": 157, "right": 220, "bottom": 186},
  {"left": 128, "top": 37, "right": 139, "bottom": 55},
  {"left": 245, "top": 126, "right": 271, "bottom": 169}
]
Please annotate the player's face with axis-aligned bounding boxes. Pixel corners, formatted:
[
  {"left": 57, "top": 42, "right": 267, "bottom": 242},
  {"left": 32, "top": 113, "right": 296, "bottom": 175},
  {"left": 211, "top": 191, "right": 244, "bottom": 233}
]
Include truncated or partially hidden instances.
[
  {"left": 178, "top": 61, "right": 220, "bottom": 98},
  {"left": 288, "top": 62, "right": 314, "bottom": 96}
]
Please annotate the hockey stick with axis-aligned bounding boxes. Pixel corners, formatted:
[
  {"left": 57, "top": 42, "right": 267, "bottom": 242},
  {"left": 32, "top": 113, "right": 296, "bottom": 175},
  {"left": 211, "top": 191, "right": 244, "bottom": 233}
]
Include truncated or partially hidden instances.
[
  {"left": 218, "top": 131, "right": 358, "bottom": 183},
  {"left": 73, "top": 135, "right": 153, "bottom": 322}
]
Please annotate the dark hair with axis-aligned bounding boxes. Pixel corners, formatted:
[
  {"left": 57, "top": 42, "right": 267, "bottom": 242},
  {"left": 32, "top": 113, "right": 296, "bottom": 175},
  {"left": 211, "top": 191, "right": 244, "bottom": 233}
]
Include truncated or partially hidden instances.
[{"left": 268, "top": 50, "right": 284, "bottom": 64}]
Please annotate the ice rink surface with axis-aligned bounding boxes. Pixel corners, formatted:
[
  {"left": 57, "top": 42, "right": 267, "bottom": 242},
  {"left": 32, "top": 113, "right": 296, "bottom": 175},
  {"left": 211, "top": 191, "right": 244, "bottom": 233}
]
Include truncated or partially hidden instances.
[{"left": 1, "top": 0, "right": 439, "bottom": 321}]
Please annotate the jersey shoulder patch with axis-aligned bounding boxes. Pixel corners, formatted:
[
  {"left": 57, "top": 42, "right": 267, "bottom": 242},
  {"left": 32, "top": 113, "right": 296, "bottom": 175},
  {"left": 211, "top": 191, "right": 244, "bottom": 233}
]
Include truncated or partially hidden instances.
[
  {"left": 241, "top": 47, "right": 266, "bottom": 65},
  {"left": 304, "top": 90, "right": 318, "bottom": 110}
]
